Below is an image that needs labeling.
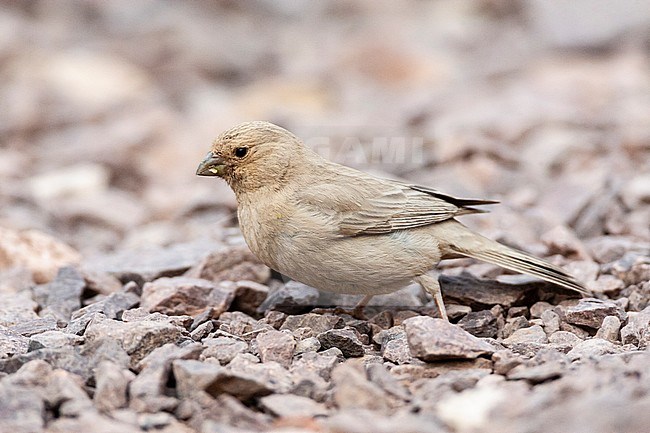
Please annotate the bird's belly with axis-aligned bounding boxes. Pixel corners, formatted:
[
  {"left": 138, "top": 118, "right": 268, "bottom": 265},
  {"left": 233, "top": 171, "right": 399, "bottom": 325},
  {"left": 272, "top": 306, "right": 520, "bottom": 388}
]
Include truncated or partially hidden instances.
[{"left": 269, "top": 228, "right": 441, "bottom": 295}]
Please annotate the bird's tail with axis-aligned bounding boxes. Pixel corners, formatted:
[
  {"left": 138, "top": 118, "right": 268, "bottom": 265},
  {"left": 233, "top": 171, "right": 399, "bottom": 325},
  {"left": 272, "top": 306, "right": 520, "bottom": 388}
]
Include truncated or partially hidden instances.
[{"left": 438, "top": 220, "right": 589, "bottom": 296}]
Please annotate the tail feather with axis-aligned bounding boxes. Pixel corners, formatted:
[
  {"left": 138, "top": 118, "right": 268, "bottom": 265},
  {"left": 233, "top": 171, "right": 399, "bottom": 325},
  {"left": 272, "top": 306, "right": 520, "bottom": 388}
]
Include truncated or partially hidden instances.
[{"left": 443, "top": 222, "right": 589, "bottom": 296}]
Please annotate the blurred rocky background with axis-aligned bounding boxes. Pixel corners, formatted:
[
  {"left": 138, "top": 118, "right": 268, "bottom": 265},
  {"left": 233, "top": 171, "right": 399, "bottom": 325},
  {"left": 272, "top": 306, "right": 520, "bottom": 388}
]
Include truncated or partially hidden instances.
[{"left": 0, "top": 1, "right": 649, "bottom": 432}]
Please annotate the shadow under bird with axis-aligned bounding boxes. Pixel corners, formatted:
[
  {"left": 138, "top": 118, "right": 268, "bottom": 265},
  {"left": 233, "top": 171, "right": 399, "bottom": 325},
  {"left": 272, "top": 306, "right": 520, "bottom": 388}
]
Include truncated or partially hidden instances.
[{"left": 197, "top": 121, "right": 588, "bottom": 319}]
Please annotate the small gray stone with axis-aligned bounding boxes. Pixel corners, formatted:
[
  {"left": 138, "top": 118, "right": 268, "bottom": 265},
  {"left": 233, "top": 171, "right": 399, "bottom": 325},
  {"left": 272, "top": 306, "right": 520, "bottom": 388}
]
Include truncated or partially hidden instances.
[
  {"left": 142, "top": 276, "right": 235, "bottom": 317},
  {"left": 231, "top": 280, "right": 269, "bottom": 316},
  {"left": 565, "top": 298, "right": 626, "bottom": 329},
  {"left": 84, "top": 240, "right": 218, "bottom": 284},
  {"left": 260, "top": 310, "right": 287, "bottom": 329},
  {"left": 291, "top": 351, "right": 340, "bottom": 381},
  {"left": 595, "top": 315, "right": 621, "bottom": 342},
  {"left": 503, "top": 325, "right": 548, "bottom": 346},
  {"left": 366, "top": 363, "right": 411, "bottom": 401},
  {"left": 318, "top": 328, "right": 365, "bottom": 358},
  {"left": 130, "top": 343, "right": 202, "bottom": 413},
  {"left": 439, "top": 274, "right": 534, "bottom": 308},
  {"left": 611, "top": 252, "right": 650, "bottom": 286},
  {"left": 94, "top": 360, "right": 135, "bottom": 412},
  {"left": 501, "top": 316, "right": 530, "bottom": 339},
  {"left": 201, "top": 336, "right": 249, "bottom": 365},
  {"left": 620, "top": 306, "right": 650, "bottom": 348},
  {"left": 559, "top": 321, "right": 591, "bottom": 339},
  {"left": 0, "top": 384, "right": 44, "bottom": 432},
  {"left": 29, "top": 330, "right": 84, "bottom": 349},
  {"left": 446, "top": 304, "right": 472, "bottom": 321},
  {"left": 256, "top": 329, "right": 296, "bottom": 368},
  {"left": 492, "top": 350, "right": 524, "bottom": 375},
  {"left": 258, "top": 281, "right": 320, "bottom": 314},
  {"left": 185, "top": 245, "right": 270, "bottom": 284},
  {"left": 0, "top": 326, "right": 30, "bottom": 358},
  {"left": 71, "top": 289, "right": 140, "bottom": 321},
  {"left": 39, "top": 266, "right": 85, "bottom": 324},
  {"left": 281, "top": 313, "right": 345, "bottom": 335},
  {"left": 9, "top": 317, "right": 57, "bottom": 337},
  {"left": 376, "top": 326, "right": 413, "bottom": 364},
  {"left": 458, "top": 310, "right": 498, "bottom": 338},
  {"left": 404, "top": 316, "right": 494, "bottom": 361},
  {"left": 295, "top": 336, "right": 321, "bottom": 354},
  {"left": 541, "top": 309, "right": 561, "bottom": 334},
  {"left": 548, "top": 331, "right": 583, "bottom": 347},
  {"left": 172, "top": 359, "right": 222, "bottom": 398},
  {"left": 507, "top": 306, "right": 529, "bottom": 319},
  {"left": 259, "top": 393, "right": 328, "bottom": 418},
  {"left": 190, "top": 320, "right": 214, "bottom": 341},
  {"left": 198, "top": 394, "right": 272, "bottom": 432},
  {"left": 218, "top": 311, "right": 272, "bottom": 340},
  {"left": 567, "top": 338, "right": 622, "bottom": 361},
  {"left": 207, "top": 368, "right": 273, "bottom": 401},
  {"left": 530, "top": 301, "right": 553, "bottom": 319},
  {"left": 331, "top": 363, "right": 393, "bottom": 411},
  {"left": 507, "top": 359, "right": 567, "bottom": 383}
]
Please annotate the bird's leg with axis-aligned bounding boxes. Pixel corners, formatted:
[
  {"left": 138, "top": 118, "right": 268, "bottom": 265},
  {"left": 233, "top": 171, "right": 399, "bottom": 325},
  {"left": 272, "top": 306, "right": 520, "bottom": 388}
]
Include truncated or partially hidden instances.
[
  {"left": 352, "top": 294, "right": 374, "bottom": 319},
  {"left": 415, "top": 274, "right": 448, "bottom": 321},
  {"left": 328, "top": 295, "right": 373, "bottom": 319}
]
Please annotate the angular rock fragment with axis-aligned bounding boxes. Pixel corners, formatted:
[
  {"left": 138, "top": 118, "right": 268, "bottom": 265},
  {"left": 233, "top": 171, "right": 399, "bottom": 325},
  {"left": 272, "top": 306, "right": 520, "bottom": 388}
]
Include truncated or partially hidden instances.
[
  {"left": 503, "top": 325, "right": 548, "bottom": 346},
  {"left": 404, "top": 316, "right": 495, "bottom": 361},
  {"left": 280, "top": 313, "right": 345, "bottom": 334},
  {"left": 567, "top": 338, "right": 622, "bottom": 361},
  {"left": 94, "top": 360, "right": 135, "bottom": 412},
  {"left": 595, "top": 315, "right": 621, "bottom": 342},
  {"left": 85, "top": 240, "right": 218, "bottom": 284},
  {"left": 376, "top": 326, "right": 413, "bottom": 364},
  {"left": 258, "top": 280, "right": 320, "bottom": 314},
  {"left": 84, "top": 314, "right": 185, "bottom": 366},
  {"left": 317, "top": 328, "right": 365, "bottom": 357},
  {"left": 29, "top": 330, "right": 84, "bottom": 349},
  {"left": 440, "top": 274, "right": 533, "bottom": 308},
  {"left": 0, "top": 326, "right": 30, "bottom": 358},
  {"left": 565, "top": 298, "right": 626, "bottom": 329},
  {"left": 71, "top": 287, "right": 140, "bottom": 321},
  {"left": 185, "top": 245, "right": 270, "bottom": 284},
  {"left": 142, "top": 276, "right": 234, "bottom": 317},
  {"left": 172, "top": 359, "right": 222, "bottom": 398},
  {"left": 331, "top": 363, "right": 394, "bottom": 411},
  {"left": 130, "top": 343, "right": 203, "bottom": 413},
  {"left": 255, "top": 329, "right": 296, "bottom": 368},
  {"left": 620, "top": 306, "right": 650, "bottom": 348},
  {"left": 39, "top": 266, "right": 86, "bottom": 324},
  {"left": 259, "top": 393, "right": 329, "bottom": 418},
  {"left": 291, "top": 351, "right": 340, "bottom": 381},
  {"left": 207, "top": 353, "right": 294, "bottom": 400},
  {"left": 0, "top": 292, "right": 39, "bottom": 327},
  {"left": 458, "top": 310, "right": 498, "bottom": 338},
  {"left": 231, "top": 280, "right": 269, "bottom": 315},
  {"left": 201, "top": 335, "right": 249, "bottom": 364},
  {"left": 9, "top": 317, "right": 57, "bottom": 337}
]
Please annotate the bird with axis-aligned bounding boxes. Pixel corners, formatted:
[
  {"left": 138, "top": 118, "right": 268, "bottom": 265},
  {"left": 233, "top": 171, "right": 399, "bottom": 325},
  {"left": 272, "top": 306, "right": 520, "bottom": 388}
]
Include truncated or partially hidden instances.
[{"left": 197, "top": 121, "right": 588, "bottom": 320}]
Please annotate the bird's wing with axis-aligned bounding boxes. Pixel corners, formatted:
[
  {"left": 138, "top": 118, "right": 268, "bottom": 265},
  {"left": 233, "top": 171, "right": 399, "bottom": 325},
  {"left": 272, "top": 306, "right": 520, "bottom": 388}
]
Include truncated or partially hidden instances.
[{"left": 299, "top": 170, "right": 497, "bottom": 236}]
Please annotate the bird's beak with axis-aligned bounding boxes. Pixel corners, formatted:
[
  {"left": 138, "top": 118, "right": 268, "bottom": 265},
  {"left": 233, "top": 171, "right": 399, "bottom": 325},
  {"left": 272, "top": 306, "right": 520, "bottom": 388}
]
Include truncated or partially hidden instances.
[{"left": 196, "top": 153, "right": 226, "bottom": 177}]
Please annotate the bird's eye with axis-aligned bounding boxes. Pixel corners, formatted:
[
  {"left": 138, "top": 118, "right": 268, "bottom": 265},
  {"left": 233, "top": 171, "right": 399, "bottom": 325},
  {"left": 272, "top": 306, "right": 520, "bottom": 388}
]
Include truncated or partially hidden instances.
[{"left": 234, "top": 147, "right": 248, "bottom": 158}]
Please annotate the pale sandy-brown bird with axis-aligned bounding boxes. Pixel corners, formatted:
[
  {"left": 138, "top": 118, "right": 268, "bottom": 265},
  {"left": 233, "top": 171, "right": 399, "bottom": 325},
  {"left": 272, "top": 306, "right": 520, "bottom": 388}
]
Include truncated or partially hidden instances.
[{"left": 197, "top": 121, "right": 587, "bottom": 319}]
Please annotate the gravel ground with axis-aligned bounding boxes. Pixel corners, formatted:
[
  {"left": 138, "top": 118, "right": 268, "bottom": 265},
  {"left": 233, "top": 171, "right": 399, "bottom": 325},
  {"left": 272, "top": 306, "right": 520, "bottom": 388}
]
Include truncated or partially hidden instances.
[{"left": 1, "top": 2, "right": 649, "bottom": 433}]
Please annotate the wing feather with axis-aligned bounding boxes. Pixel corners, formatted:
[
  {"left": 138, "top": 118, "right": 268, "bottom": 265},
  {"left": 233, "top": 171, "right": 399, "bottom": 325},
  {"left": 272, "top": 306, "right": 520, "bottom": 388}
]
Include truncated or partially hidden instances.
[{"left": 298, "top": 168, "right": 496, "bottom": 236}]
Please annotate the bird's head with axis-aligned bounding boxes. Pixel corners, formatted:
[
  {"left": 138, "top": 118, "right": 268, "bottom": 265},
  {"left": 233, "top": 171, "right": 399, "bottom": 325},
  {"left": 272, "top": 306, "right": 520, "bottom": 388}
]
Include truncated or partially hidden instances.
[{"left": 197, "top": 121, "right": 309, "bottom": 194}]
